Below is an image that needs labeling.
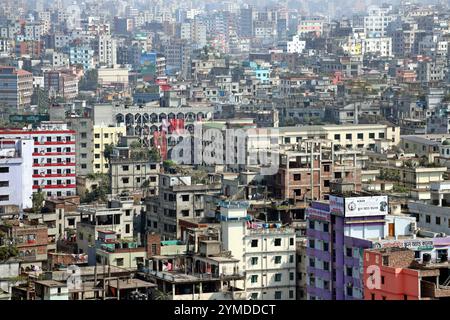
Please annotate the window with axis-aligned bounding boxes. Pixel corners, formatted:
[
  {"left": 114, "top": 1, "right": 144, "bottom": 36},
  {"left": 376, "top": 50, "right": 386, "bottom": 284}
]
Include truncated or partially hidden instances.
[
  {"left": 181, "top": 210, "right": 189, "bottom": 217},
  {"left": 289, "top": 255, "right": 294, "bottom": 263},
  {"left": 289, "top": 272, "right": 294, "bottom": 281},
  {"left": 357, "top": 133, "right": 363, "bottom": 139},
  {"left": 122, "top": 165, "right": 129, "bottom": 171},
  {"left": 181, "top": 195, "right": 190, "bottom": 201},
  {"left": 251, "top": 257, "right": 258, "bottom": 265},
  {"left": 274, "top": 238, "right": 281, "bottom": 246},
  {"left": 346, "top": 133, "right": 352, "bottom": 140},
  {"left": 0, "top": 167, "right": 9, "bottom": 173},
  {"left": 122, "top": 178, "right": 129, "bottom": 184},
  {"left": 94, "top": 144, "right": 100, "bottom": 149},
  {"left": 323, "top": 242, "right": 329, "bottom": 252},
  {"left": 323, "top": 223, "right": 329, "bottom": 232},
  {"left": 379, "top": 133, "right": 385, "bottom": 139},
  {"left": 426, "top": 215, "right": 431, "bottom": 223},
  {"left": 0, "top": 181, "right": 9, "bottom": 187},
  {"left": 293, "top": 174, "right": 301, "bottom": 181},
  {"left": 0, "top": 195, "right": 9, "bottom": 201},
  {"left": 94, "top": 133, "right": 100, "bottom": 139},
  {"left": 125, "top": 224, "right": 130, "bottom": 233},
  {"left": 381, "top": 276, "right": 385, "bottom": 285},
  {"left": 116, "top": 258, "right": 124, "bottom": 266},
  {"left": 275, "top": 256, "right": 282, "bottom": 264},
  {"left": 274, "top": 291, "right": 282, "bottom": 300},
  {"left": 324, "top": 261, "right": 330, "bottom": 271},
  {"left": 251, "top": 275, "right": 258, "bottom": 283},
  {"left": 369, "top": 133, "right": 375, "bottom": 139},
  {"left": 309, "top": 258, "right": 315, "bottom": 267},
  {"left": 289, "top": 290, "right": 294, "bottom": 299},
  {"left": 346, "top": 248, "right": 353, "bottom": 257},
  {"left": 274, "top": 273, "right": 282, "bottom": 282},
  {"left": 251, "top": 239, "right": 258, "bottom": 247},
  {"left": 290, "top": 238, "right": 294, "bottom": 246},
  {"left": 436, "top": 216, "right": 441, "bottom": 225},
  {"left": 346, "top": 267, "right": 353, "bottom": 277},
  {"left": 309, "top": 239, "right": 315, "bottom": 249},
  {"left": 309, "top": 220, "right": 315, "bottom": 230},
  {"left": 346, "top": 286, "right": 353, "bottom": 297},
  {"left": 334, "top": 134, "right": 340, "bottom": 140}
]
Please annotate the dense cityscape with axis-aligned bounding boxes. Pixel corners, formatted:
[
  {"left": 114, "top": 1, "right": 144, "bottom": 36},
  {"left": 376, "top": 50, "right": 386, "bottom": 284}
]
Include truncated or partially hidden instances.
[{"left": 0, "top": 0, "right": 449, "bottom": 303}]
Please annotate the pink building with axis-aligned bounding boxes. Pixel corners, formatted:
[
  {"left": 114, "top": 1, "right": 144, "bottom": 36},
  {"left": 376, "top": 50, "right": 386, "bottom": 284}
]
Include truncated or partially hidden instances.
[{"left": 364, "top": 248, "right": 450, "bottom": 300}]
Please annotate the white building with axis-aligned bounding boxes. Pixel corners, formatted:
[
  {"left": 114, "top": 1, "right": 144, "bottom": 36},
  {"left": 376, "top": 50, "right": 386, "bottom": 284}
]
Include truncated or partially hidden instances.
[
  {"left": 364, "top": 37, "right": 392, "bottom": 57},
  {"left": 220, "top": 202, "right": 296, "bottom": 300},
  {"left": 0, "top": 139, "right": 33, "bottom": 212},
  {"left": 364, "top": 5, "right": 393, "bottom": 37},
  {"left": 287, "top": 35, "right": 306, "bottom": 54},
  {"left": 0, "top": 122, "right": 76, "bottom": 199},
  {"left": 98, "top": 35, "right": 117, "bottom": 67}
]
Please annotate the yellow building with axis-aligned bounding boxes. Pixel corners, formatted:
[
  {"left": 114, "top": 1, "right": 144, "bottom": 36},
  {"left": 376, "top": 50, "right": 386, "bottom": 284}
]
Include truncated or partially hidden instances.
[{"left": 93, "top": 124, "right": 126, "bottom": 173}]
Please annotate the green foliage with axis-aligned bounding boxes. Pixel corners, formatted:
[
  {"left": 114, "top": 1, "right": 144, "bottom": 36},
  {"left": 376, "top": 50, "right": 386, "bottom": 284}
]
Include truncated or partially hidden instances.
[
  {"left": 148, "top": 147, "right": 161, "bottom": 162},
  {"left": 82, "top": 174, "right": 110, "bottom": 203},
  {"left": 32, "top": 189, "right": 45, "bottom": 214},
  {"left": 103, "top": 144, "right": 114, "bottom": 162},
  {"left": 78, "top": 69, "right": 99, "bottom": 91},
  {"left": 163, "top": 160, "right": 176, "bottom": 168},
  {"left": 0, "top": 246, "right": 18, "bottom": 262}
]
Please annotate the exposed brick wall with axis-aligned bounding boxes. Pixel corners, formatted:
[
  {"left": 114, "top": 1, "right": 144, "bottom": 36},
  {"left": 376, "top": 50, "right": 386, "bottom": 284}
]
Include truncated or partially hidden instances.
[{"left": 146, "top": 232, "right": 161, "bottom": 257}]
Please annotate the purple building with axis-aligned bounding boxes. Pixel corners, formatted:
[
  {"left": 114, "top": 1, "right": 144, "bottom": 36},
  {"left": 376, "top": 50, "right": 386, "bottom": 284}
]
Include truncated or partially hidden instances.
[{"left": 306, "top": 194, "right": 390, "bottom": 300}]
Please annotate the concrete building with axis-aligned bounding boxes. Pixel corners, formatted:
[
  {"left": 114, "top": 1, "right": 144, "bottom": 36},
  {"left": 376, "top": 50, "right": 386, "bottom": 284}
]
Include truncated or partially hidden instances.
[
  {"left": 98, "top": 35, "right": 117, "bottom": 67},
  {"left": 97, "top": 66, "right": 129, "bottom": 88},
  {"left": 69, "top": 47, "right": 95, "bottom": 70},
  {"left": 0, "top": 122, "right": 76, "bottom": 198},
  {"left": 0, "top": 66, "right": 33, "bottom": 111},
  {"left": 76, "top": 199, "right": 136, "bottom": 254},
  {"left": 306, "top": 193, "right": 416, "bottom": 300},
  {"left": 145, "top": 174, "right": 221, "bottom": 239},
  {"left": 0, "top": 220, "right": 48, "bottom": 270},
  {"left": 364, "top": 248, "right": 450, "bottom": 300},
  {"left": 44, "top": 70, "right": 78, "bottom": 100},
  {"left": 0, "top": 139, "right": 33, "bottom": 213},
  {"left": 34, "top": 280, "right": 69, "bottom": 300},
  {"left": 93, "top": 124, "right": 126, "bottom": 174},
  {"left": 220, "top": 202, "right": 297, "bottom": 300},
  {"left": 66, "top": 116, "right": 94, "bottom": 177}
]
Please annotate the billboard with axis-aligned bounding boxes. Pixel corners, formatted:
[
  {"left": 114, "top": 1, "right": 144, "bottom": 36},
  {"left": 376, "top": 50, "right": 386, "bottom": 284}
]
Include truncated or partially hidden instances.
[
  {"left": 372, "top": 239, "right": 434, "bottom": 251},
  {"left": 329, "top": 195, "right": 388, "bottom": 217},
  {"left": 344, "top": 196, "right": 388, "bottom": 217}
]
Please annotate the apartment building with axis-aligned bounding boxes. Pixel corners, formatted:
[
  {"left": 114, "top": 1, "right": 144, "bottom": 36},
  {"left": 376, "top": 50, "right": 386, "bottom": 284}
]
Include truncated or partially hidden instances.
[
  {"left": 271, "top": 140, "right": 362, "bottom": 205},
  {"left": 0, "top": 221, "right": 48, "bottom": 270},
  {"left": 66, "top": 116, "right": 94, "bottom": 177},
  {"left": 93, "top": 124, "right": 126, "bottom": 174},
  {"left": 76, "top": 200, "right": 136, "bottom": 254},
  {"left": 145, "top": 174, "right": 221, "bottom": 239},
  {"left": 0, "top": 139, "right": 33, "bottom": 213},
  {"left": 278, "top": 123, "right": 400, "bottom": 151},
  {"left": 109, "top": 158, "right": 160, "bottom": 196},
  {"left": 0, "top": 122, "right": 76, "bottom": 198},
  {"left": 97, "top": 35, "right": 117, "bottom": 66},
  {"left": 69, "top": 46, "right": 95, "bottom": 70},
  {"left": 0, "top": 66, "right": 33, "bottom": 111},
  {"left": 43, "top": 70, "right": 78, "bottom": 100},
  {"left": 220, "top": 202, "right": 297, "bottom": 300},
  {"left": 364, "top": 248, "right": 450, "bottom": 300},
  {"left": 306, "top": 193, "right": 416, "bottom": 300}
]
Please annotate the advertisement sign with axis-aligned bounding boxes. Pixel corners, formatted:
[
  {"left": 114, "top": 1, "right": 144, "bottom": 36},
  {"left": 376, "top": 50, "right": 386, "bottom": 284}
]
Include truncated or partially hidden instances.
[
  {"left": 344, "top": 196, "right": 388, "bottom": 217},
  {"left": 329, "top": 195, "right": 344, "bottom": 216},
  {"left": 9, "top": 114, "right": 50, "bottom": 123},
  {"left": 372, "top": 239, "right": 434, "bottom": 251},
  {"left": 306, "top": 207, "right": 330, "bottom": 222}
]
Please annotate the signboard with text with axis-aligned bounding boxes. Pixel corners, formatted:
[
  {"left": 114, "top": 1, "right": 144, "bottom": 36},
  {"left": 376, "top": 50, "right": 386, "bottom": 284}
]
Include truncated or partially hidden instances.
[{"left": 329, "top": 195, "right": 388, "bottom": 217}]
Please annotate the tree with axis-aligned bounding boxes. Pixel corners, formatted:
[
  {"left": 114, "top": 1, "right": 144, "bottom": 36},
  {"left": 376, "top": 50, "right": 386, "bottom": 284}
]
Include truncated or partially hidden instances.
[
  {"left": 153, "top": 288, "right": 170, "bottom": 300},
  {"left": 148, "top": 147, "right": 161, "bottom": 162},
  {"left": 32, "top": 189, "right": 45, "bottom": 214},
  {"left": 103, "top": 144, "right": 114, "bottom": 162}
]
